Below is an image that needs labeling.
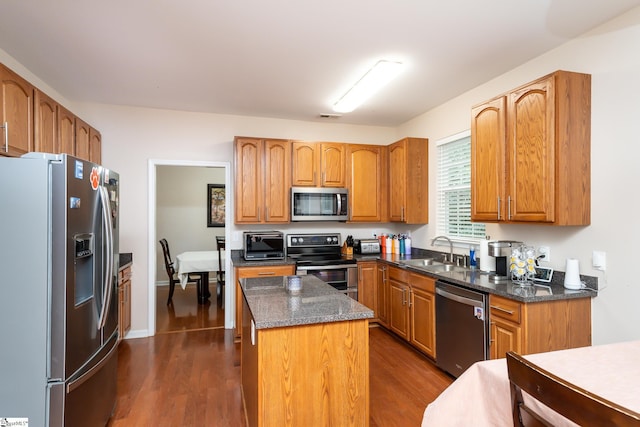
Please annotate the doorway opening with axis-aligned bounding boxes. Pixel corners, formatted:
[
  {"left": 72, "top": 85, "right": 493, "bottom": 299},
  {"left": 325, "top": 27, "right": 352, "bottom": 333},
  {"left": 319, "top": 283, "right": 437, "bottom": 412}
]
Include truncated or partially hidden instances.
[{"left": 148, "top": 159, "right": 232, "bottom": 336}]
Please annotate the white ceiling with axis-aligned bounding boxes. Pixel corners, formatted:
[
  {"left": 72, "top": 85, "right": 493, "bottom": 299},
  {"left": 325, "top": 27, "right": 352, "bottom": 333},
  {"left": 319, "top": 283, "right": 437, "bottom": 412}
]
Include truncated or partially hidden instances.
[{"left": 1, "top": 0, "right": 638, "bottom": 126}]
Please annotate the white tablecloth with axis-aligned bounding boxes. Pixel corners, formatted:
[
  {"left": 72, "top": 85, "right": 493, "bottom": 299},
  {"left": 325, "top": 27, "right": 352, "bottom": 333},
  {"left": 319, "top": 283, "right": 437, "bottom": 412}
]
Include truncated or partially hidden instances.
[
  {"left": 175, "top": 251, "right": 223, "bottom": 289},
  {"left": 422, "top": 340, "right": 640, "bottom": 426}
]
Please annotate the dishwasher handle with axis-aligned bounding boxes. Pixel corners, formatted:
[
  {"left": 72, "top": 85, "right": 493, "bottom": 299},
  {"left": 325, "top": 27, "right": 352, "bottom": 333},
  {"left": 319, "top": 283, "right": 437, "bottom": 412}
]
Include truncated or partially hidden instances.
[{"left": 436, "top": 286, "right": 483, "bottom": 308}]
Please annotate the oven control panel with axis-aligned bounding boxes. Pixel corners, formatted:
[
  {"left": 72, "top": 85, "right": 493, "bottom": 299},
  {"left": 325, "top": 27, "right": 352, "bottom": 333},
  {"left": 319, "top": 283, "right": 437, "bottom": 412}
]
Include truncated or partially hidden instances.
[{"left": 287, "top": 233, "right": 340, "bottom": 247}]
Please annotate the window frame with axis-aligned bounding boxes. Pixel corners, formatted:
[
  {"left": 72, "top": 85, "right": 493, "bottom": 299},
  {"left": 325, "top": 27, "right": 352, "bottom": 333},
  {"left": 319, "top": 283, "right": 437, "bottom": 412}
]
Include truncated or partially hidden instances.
[{"left": 435, "top": 129, "right": 486, "bottom": 246}]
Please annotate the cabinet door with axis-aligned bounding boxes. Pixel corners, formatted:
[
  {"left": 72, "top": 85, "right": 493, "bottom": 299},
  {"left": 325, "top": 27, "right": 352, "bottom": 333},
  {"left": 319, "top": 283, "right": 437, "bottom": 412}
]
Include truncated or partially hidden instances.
[
  {"left": 410, "top": 287, "right": 436, "bottom": 358},
  {"left": 75, "top": 118, "right": 91, "bottom": 161},
  {"left": 235, "top": 137, "right": 263, "bottom": 223},
  {"left": 471, "top": 97, "right": 506, "bottom": 221},
  {"left": 58, "top": 105, "right": 75, "bottom": 155},
  {"left": 388, "top": 140, "right": 406, "bottom": 221},
  {"left": 376, "top": 263, "right": 389, "bottom": 327},
  {"left": 0, "top": 65, "right": 34, "bottom": 157},
  {"left": 320, "top": 143, "right": 345, "bottom": 187},
  {"left": 388, "top": 279, "right": 410, "bottom": 341},
  {"left": 507, "top": 77, "right": 555, "bottom": 222},
  {"left": 34, "top": 90, "right": 58, "bottom": 154},
  {"left": 490, "top": 319, "right": 521, "bottom": 359},
  {"left": 263, "top": 139, "right": 291, "bottom": 222},
  {"left": 292, "top": 141, "right": 318, "bottom": 186},
  {"left": 357, "top": 261, "right": 377, "bottom": 315},
  {"left": 347, "top": 144, "right": 387, "bottom": 222},
  {"left": 89, "top": 127, "right": 102, "bottom": 165}
]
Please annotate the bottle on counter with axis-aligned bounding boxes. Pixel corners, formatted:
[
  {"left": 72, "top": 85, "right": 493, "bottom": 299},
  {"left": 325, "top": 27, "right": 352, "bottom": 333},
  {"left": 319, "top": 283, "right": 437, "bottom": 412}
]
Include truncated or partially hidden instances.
[
  {"left": 405, "top": 235, "right": 412, "bottom": 256},
  {"left": 385, "top": 236, "right": 392, "bottom": 254},
  {"left": 469, "top": 245, "right": 477, "bottom": 268},
  {"left": 380, "top": 234, "right": 387, "bottom": 253},
  {"left": 393, "top": 236, "right": 400, "bottom": 254},
  {"left": 399, "top": 236, "right": 405, "bottom": 255}
]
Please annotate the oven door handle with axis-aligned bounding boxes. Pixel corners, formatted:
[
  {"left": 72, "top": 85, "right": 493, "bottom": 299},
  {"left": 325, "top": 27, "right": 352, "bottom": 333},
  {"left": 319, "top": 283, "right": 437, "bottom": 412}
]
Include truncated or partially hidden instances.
[{"left": 296, "top": 264, "right": 356, "bottom": 272}]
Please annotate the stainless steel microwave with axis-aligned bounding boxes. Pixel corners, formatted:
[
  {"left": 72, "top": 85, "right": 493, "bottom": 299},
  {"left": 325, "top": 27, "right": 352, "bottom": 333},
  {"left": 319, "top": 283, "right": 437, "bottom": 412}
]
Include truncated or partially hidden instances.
[
  {"left": 243, "top": 231, "right": 285, "bottom": 260},
  {"left": 291, "top": 187, "right": 348, "bottom": 221}
]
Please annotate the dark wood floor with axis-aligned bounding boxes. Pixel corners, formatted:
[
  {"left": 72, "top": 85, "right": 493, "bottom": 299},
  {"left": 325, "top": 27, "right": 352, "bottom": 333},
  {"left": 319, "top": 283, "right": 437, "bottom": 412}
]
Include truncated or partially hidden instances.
[
  {"left": 155, "top": 283, "right": 225, "bottom": 334},
  {"left": 109, "top": 316, "right": 453, "bottom": 426}
]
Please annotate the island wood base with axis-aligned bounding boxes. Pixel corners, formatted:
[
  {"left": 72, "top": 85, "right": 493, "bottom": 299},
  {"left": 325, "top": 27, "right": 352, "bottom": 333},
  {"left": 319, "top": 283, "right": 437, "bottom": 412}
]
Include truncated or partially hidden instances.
[{"left": 241, "top": 297, "right": 370, "bottom": 427}]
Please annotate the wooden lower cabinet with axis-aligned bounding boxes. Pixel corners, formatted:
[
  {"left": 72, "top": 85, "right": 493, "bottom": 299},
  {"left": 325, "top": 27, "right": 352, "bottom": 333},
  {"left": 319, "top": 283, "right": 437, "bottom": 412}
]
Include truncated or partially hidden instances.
[
  {"left": 234, "top": 265, "right": 295, "bottom": 338},
  {"left": 489, "top": 294, "right": 591, "bottom": 359},
  {"left": 357, "top": 261, "right": 377, "bottom": 319},
  {"left": 118, "top": 266, "right": 132, "bottom": 341},
  {"left": 376, "top": 263, "right": 389, "bottom": 327},
  {"left": 409, "top": 274, "right": 436, "bottom": 358},
  {"left": 241, "top": 296, "right": 370, "bottom": 427},
  {"left": 386, "top": 266, "right": 436, "bottom": 358}
]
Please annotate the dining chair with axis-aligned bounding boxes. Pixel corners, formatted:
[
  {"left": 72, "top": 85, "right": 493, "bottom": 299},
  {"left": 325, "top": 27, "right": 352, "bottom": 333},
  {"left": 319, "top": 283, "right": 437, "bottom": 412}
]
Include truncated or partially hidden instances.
[
  {"left": 159, "top": 238, "right": 202, "bottom": 305},
  {"left": 216, "top": 236, "right": 225, "bottom": 307},
  {"left": 506, "top": 351, "right": 640, "bottom": 426}
]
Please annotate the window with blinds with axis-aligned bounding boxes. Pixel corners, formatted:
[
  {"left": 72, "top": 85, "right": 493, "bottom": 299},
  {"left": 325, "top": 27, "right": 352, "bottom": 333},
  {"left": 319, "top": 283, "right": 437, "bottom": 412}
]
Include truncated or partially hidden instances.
[{"left": 436, "top": 131, "right": 486, "bottom": 241}]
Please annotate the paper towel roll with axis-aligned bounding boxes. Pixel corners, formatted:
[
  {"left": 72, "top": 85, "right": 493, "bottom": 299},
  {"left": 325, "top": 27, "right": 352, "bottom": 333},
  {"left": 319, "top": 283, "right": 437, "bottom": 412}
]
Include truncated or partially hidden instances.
[
  {"left": 564, "top": 258, "right": 582, "bottom": 290},
  {"left": 479, "top": 238, "right": 496, "bottom": 272}
]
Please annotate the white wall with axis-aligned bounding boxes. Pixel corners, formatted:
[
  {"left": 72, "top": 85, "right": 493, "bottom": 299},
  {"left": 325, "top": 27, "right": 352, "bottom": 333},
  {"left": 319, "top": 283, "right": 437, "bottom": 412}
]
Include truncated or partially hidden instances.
[
  {"left": 397, "top": 7, "right": 640, "bottom": 345},
  {"left": 156, "top": 165, "right": 225, "bottom": 281}
]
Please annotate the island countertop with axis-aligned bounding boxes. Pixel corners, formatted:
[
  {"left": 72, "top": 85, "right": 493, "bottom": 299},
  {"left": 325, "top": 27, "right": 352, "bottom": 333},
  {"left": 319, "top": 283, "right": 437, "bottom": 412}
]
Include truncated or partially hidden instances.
[{"left": 240, "top": 275, "right": 373, "bottom": 329}]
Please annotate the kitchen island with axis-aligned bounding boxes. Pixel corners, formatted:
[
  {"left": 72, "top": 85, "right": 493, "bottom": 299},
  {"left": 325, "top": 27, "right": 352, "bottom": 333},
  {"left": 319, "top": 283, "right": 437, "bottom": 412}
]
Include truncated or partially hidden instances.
[{"left": 240, "top": 275, "right": 373, "bottom": 427}]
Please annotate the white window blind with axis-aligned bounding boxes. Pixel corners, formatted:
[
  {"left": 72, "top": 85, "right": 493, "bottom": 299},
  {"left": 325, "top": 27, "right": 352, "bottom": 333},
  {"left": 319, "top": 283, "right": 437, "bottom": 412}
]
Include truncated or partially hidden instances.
[{"left": 437, "top": 131, "right": 486, "bottom": 241}]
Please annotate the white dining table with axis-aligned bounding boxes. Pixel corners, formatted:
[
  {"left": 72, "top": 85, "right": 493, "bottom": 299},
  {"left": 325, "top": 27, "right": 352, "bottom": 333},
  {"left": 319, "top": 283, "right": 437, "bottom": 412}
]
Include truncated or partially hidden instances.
[
  {"left": 422, "top": 340, "right": 640, "bottom": 426},
  {"left": 175, "top": 251, "right": 224, "bottom": 304}
]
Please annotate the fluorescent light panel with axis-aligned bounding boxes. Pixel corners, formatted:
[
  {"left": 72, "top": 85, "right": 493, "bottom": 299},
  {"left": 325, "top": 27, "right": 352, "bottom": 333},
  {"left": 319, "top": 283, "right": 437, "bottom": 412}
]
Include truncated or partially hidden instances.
[{"left": 333, "top": 60, "right": 404, "bottom": 113}]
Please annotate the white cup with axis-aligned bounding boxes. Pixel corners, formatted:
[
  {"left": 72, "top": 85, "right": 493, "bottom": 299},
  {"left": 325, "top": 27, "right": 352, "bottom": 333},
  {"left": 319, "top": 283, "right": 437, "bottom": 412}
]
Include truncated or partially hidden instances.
[{"left": 564, "top": 258, "right": 581, "bottom": 290}]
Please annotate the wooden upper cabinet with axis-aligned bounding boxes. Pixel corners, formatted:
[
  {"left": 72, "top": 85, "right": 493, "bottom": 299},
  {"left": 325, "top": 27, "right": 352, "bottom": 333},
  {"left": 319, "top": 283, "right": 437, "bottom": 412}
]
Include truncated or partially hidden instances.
[
  {"left": 347, "top": 144, "right": 387, "bottom": 222},
  {"left": 471, "top": 96, "right": 506, "bottom": 221},
  {"left": 388, "top": 137, "right": 429, "bottom": 224},
  {"left": 292, "top": 142, "right": 346, "bottom": 187},
  {"left": 58, "top": 105, "right": 75, "bottom": 155},
  {"left": 75, "top": 118, "right": 90, "bottom": 161},
  {"left": 234, "top": 137, "right": 291, "bottom": 223},
  {"left": 320, "top": 143, "right": 345, "bottom": 187},
  {"left": 471, "top": 70, "right": 591, "bottom": 225},
  {"left": 34, "top": 90, "right": 58, "bottom": 154},
  {"left": 292, "top": 141, "right": 317, "bottom": 186},
  {"left": 0, "top": 65, "right": 34, "bottom": 157},
  {"left": 89, "top": 127, "right": 102, "bottom": 165}
]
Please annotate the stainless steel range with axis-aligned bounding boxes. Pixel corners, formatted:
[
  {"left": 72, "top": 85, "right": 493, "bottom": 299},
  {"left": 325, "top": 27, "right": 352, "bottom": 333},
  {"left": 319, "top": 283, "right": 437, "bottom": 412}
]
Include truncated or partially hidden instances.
[{"left": 287, "top": 233, "right": 358, "bottom": 300}]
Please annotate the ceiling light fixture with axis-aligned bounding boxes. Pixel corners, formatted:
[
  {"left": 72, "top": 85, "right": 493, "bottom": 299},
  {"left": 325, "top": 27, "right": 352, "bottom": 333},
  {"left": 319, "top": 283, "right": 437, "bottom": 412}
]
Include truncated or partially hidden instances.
[{"left": 332, "top": 60, "right": 404, "bottom": 113}]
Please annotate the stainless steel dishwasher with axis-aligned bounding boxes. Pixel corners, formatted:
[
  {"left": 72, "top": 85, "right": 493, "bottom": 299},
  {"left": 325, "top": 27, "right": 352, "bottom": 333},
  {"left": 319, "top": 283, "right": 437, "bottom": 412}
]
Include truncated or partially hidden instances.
[{"left": 435, "top": 280, "right": 489, "bottom": 378}]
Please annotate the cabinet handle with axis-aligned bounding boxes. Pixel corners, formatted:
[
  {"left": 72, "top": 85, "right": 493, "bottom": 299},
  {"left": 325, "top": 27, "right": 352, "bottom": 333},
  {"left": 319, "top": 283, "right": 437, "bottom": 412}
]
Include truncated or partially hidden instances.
[
  {"left": 490, "top": 305, "right": 514, "bottom": 315},
  {"left": 257, "top": 272, "right": 277, "bottom": 276},
  {"left": 1, "top": 121, "right": 7, "bottom": 152},
  {"left": 497, "top": 197, "right": 501, "bottom": 220},
  {"left": 508, "top": 196, "right": 512, "bottom": 220},
  {"left": 401, "top": 206, "right": 405, "bottom": 222},
  {"left": 402, "top": 288, "right": 406, "bottom": 305},
  {"left": 408, "top": 290, "right": 412, "bottom": 308},
  {"left": 265, "top": 207, "right": 269, "bottom": 222}
]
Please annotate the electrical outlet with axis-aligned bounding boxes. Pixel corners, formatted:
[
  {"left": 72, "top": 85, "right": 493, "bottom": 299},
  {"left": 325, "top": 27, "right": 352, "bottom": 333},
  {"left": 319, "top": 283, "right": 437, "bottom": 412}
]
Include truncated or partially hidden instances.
[
  {"left": 593, "top": 250, "right": 606, "bottom": 271},
  {"left": 232, "top": 231, "right": 241, "bottom": 242},
  {"left": 538, "top": 246, "right": 551, "bottom": 263}
]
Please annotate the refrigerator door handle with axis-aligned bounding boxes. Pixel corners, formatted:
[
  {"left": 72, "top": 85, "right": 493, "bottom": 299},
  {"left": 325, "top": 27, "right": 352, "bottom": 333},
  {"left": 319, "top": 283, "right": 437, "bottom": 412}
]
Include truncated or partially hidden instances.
[{"left": 97, "top": 185, "right": 114, "bottom": 330}]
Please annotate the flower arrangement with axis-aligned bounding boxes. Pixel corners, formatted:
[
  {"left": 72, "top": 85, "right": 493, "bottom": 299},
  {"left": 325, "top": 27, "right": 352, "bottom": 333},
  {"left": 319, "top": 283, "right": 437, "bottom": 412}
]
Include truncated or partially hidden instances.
[{"left": 510, "top": 245, "right": 536, "bottom": 284}]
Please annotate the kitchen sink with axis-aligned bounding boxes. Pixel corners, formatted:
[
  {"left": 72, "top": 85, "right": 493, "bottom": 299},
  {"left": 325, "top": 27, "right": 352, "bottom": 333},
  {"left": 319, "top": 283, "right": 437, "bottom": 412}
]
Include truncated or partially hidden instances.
[
  {"left": 423, "top": 264, "right": 468, "bottom": 273},
  {"left": 399, "top": 258, "right": 440, "bottom": 267}
]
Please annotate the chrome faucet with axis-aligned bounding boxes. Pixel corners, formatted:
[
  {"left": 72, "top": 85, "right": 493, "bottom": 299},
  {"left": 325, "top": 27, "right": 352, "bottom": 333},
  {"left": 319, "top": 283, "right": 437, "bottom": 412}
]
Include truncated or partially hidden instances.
[{"left": 431, "top": 235, "right": 453, "bottom": 263}]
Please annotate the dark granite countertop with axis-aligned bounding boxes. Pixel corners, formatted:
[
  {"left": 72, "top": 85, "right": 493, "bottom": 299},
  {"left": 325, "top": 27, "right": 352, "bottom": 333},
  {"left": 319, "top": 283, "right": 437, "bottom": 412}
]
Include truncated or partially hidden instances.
[
  {"left": 232, "top": 248, "right": 596, "bottom": 303},
  {"left": 119, "top": 252, "right": 133, "bottom": 270},
  {"left": 375, "top": 253, "right": 597, "bottom": 303},
  {"left": 241, "top": 275, "right": 373, "bottom": 329}
]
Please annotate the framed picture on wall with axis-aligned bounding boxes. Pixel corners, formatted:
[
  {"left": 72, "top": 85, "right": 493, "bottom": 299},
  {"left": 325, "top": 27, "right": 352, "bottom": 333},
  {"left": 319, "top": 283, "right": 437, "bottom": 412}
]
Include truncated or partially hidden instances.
[{"left": 207, "top": 184, "right": 225, "bottom": 227}]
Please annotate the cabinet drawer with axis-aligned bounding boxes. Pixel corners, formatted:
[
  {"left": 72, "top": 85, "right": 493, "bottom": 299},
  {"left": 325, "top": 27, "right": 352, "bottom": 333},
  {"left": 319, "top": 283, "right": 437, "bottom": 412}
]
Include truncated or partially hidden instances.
[
  {"left": 489, "top": 295, "right": 522, "bottom": 324},
  {"left": 388, "top": 266, "right": 409, "bottom": 283},
  {"left": 409, "top": 273, "right": 435, "bottom": 293},
  {"left": 237, "top": 265, "right": 295, "bottom": 279}
]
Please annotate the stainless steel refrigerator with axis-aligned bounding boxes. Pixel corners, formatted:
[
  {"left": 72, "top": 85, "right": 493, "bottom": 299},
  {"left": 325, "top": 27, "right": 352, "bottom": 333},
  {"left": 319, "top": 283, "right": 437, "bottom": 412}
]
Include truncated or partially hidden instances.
[{"left": 0, "top": 153, "right": 119, "bottom": 426}]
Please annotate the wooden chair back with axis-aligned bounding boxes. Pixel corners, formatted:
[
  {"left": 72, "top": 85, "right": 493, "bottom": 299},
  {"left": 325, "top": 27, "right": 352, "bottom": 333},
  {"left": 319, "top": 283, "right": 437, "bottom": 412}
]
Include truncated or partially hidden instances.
[
  {"left": 216, "top": 236, "right": 225, "bottom": 283},
  {"left": 506, "top": 351, "right": 640, "bottom": 427},
  {"left": 159, "top": 238, "right": 176, "bottom": 279}
]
